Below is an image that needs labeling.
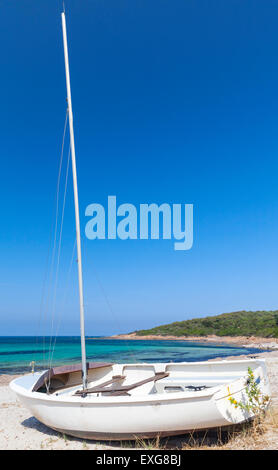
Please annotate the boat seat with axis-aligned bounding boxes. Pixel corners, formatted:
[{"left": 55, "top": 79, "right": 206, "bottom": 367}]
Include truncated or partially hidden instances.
[
  {"left": 79, "top": 372, "right": 169, "bottom": 396},
  {"left": 75, "top": 375, "right": 126, "bottom": 396}
]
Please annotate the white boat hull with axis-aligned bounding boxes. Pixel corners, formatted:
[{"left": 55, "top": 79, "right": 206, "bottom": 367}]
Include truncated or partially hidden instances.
[{"left": 10, "top": 359, "right": 270, "bottom": 440}]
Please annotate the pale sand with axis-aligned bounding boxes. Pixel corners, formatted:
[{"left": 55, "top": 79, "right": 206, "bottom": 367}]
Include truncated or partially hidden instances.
[{"left": 1, "top": 350, "right": 278, "bottom": 450}]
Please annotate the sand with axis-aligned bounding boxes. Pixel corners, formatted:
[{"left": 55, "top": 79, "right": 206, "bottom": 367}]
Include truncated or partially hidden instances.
[
  {"left": 1, "top": 349, "right": 278, "bottom": 450},
  {"left": 109, "top": 333, "right": 278, "bottom": 349}
]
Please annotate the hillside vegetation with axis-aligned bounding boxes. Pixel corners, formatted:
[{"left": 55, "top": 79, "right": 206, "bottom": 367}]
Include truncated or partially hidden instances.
[{"left": 134, "top": 310, "right": 278, "bottom": 338}]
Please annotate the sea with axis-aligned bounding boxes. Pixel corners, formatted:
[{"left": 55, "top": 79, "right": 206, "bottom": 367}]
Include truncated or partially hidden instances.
[{"left": 0, "top": 336, "right": 263, "bottom": 375}]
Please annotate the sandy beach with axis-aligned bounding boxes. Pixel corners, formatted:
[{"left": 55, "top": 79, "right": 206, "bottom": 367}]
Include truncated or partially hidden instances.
[
  {"left": 1, "top": 345, "right": 278, "bottom": 450},
  {"left": 109, "top": 333, "right": 278, "bottom": 349}
]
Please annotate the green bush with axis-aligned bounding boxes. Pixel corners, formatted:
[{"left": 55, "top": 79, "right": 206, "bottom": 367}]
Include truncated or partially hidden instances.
[
  {"left": 229, "top": 367, "right": 270, "bottom": 415},
  {"left": 134, "top": 310, "right": 278, "bottom": 338}
]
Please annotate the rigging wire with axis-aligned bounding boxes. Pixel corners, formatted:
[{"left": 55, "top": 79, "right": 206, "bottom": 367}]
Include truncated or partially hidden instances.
[
  {"left": 48, "top": 238, "right": 77, "bottom": 369},
  {"left": 87, "top": 260, "right": 139, "bottom": 363},
  {"left": 36, "top": 108, "right": 69, "bottom": 369},
  {"left": 47, "top": 143, "right": 71, "bottom": 368}
]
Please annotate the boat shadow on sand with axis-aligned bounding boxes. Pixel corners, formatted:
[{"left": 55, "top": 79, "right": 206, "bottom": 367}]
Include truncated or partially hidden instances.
[{"left": 21, "top": 416, "right": 59, "bottom": 437}]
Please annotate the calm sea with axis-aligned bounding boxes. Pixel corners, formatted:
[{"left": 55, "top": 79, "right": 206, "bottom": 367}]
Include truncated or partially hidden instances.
[{"left": 0, "top": 336, "right": 262, "bottom": 374}]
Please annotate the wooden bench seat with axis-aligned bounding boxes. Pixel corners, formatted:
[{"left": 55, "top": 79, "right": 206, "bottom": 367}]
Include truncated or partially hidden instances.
[{"left": 76, "top": 371, "right": 169, "bottom": 396}]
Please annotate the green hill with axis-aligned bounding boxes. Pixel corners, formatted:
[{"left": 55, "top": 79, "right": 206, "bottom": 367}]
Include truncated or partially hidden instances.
[{"left": 133, "top": 310, "right": 278, "bottom": 338}]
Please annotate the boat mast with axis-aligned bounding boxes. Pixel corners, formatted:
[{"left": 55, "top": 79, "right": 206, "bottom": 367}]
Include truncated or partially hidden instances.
[{"left": 61, "top": 11, "right": 87, "bottom": 390}]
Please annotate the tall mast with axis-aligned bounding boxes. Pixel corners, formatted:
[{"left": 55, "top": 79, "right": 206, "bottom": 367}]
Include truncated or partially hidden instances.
[{"left": 61, "top": 11, "right": 87, "bottom": 390}]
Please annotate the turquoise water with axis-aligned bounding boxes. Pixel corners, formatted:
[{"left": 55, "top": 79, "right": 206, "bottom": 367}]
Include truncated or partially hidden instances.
[{"left": 0, "top": 337, "right": 262, "bottom": 374}]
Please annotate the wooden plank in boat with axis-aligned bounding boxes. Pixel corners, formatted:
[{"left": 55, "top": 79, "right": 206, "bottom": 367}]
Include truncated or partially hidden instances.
[
  {"left": 52, "top": 362, "right": 113, "bottom": 375},
  {"left": 80, "top": 371, "right": 169, "bottom": 395},
  {"left": 75, "top": 375, "right": 125, "bottom": 396}
]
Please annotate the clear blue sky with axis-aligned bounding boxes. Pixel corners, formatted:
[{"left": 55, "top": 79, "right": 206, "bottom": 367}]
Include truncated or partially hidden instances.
[{"left": 0, "top": 0, "right": 278, "bottom": 336}]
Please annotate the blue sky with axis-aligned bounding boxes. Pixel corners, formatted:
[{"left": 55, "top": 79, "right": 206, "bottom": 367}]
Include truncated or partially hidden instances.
[{"left": 0, "top": 0, "right": 278, "bottom": 335}]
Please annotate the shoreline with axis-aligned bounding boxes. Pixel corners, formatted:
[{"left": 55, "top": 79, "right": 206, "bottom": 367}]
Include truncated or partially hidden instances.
[
  {"left": 1, "top": 335, "right": 278, "bottom": 379},
  {"left": 2, "top": 335, "right": 277, "bottom": 378},
  {"left": 107, "top": 333, "right": 278, "bottom": 350}
]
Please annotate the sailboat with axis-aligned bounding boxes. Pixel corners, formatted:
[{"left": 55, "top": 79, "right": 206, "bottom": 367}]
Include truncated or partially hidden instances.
[{"left": 10, "top": 11, "right": 270, "bottom": 440}]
